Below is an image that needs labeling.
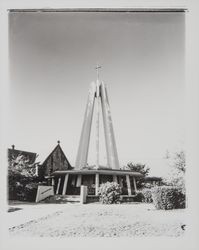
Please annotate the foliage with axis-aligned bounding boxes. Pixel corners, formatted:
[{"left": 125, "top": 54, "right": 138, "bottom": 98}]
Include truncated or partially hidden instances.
[
  {"left": 134, "top": 191, "right": 144, "bottom": 202},
  {"left": 134, "top": 188, "right": 153, "bottom": 203},
  {"left": 164, "top": 150, "right": 186, "bottom": 193},
  {"left": 8, "top": 154, "right": 38, "bottom": 177},
  {"left": 125, "top": 163, "right": 150, "bottom": 176},
  {"left": 143, "top": 183, "right": 154, "bottom": 189},
  {"left": 123, "top": 162, "right": 150, "bottom": 189},
  {"left": 8, "top": 154, "right": 43, "bottom": 201},
  {"left": 98, "top": 182, "right": 122, "bottom": 204},
  {"left": 141, "top": 188, "right": 153, "bottom": 203},
  {"left": 151, "top": 186, "right": 185, "bottom": 210},
  {"left": 24, "top": 182, "right": 43, "bottom": 202},
  {"left": 173, "top": 151, "right": 185, "bottom": 173}
]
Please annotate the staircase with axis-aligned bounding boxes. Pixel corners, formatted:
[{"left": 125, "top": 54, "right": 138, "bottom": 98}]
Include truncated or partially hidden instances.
[{"left": 41, "top": 195, "right": 81, "bottom": 204}]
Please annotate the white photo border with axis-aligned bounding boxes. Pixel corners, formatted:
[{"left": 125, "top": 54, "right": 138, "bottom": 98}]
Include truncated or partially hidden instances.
[{"left": 1, "top": 1, "right": 199, "bottom": 250}]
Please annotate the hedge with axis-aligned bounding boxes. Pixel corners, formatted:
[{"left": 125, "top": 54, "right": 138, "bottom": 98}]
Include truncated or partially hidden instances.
[
  {"left": 142, "top": 188, "right": 153, "bottom": 203},
  {"left": 151, "top": 186, "right": 185, "bottom": 210}
]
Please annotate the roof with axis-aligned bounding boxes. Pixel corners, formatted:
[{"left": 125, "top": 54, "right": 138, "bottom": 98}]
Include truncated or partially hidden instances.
[
  {"left": 42, "top": 143, "right": 72, "bottom": 169},
  {"left": 8, "top": 147, "right": 37, "bottom": 164},
  {"left": 52, "top": 169, "right": 143, "bottom": 177}
]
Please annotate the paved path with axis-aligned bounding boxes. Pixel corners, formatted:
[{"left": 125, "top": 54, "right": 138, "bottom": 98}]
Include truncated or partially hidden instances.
[{"left": 8, "top": 203, "right": 186, "bottom": 237}]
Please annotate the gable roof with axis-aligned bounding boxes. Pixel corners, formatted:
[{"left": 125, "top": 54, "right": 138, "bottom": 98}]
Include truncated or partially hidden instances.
[
  {"left": 8, "top": 147, "right": 37, "bottom": 164},
  {"left": 42, "top": 142, "right": 72, "bottom": 169}
]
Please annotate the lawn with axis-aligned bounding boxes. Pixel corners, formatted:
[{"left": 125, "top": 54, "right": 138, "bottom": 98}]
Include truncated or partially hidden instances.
[{"left": 9, "top": 203, "right": 186, "bottom": 237}]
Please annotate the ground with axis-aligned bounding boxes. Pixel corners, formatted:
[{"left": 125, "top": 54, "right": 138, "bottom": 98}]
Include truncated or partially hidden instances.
[{"left": 8, "top": 202, "right": 186, "bottom": 237}]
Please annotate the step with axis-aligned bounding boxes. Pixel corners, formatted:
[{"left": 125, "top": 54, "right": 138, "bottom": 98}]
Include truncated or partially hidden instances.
[{"left": 42, "top": 195, "right": 80, "bottom": 203}]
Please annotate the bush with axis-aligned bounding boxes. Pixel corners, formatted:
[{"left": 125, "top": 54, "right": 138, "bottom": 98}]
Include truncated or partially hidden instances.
[
  {"left": 8, "top": 174, "right": 47, "bottom": 201},
  {"left": 142, "top": 188, "right": 153, "bottom": 203},
  {"left": 98, "top": 182, "right": 122, "bottom": 204},
  {"left": 24, "top": 182, "right": 39, "bottom": 202},
  {"left": 134, "top": 191, "right": 144, "bottom": 202},
  {"left": 151, "top": 186, "right": 185, "bottom": 210}
]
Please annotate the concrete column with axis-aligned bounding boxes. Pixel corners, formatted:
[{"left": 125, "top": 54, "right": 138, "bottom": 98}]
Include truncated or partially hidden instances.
[
  {"left": 126, "top": 175, "right": 132, "bottom": 196},
  {"left": 76, "top": 174, "right": 82, "bottom": 187},
  {"left": 119, "top": 176, "right": 123, "bottom": 187},
  {"left": 113, "top": 175, "right": 118, "bottom": 183},
  {"left": 133, "top": 177, "right": 137, "bottom": 193},
  {"left": 62, "top": 174, "right": 69, "bottom": 195},
  {"left": 80, "top": 185, "right": 88, "bottom": 204},
  {"left": 51, "top": 177, "right": 55, "bottom": 186},
  {"left": 56, "top": 177, "right": 61, "bottom": 195},
  {"left": 95, "top": 173, "right": 99, "bottom": 195}
]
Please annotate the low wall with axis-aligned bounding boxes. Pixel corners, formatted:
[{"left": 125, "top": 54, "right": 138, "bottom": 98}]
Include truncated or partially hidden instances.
[
  {"left": 86, "top": 195, "right": 99, "bottom": 203},
  {"left": 120, "top": 196, "right": 137, "bottom": 203},
  {"left": 35, "top": 185, "right": 54, "bottom": 203}
]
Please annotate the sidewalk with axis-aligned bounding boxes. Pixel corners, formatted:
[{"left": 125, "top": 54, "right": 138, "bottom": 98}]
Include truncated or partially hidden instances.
[{"left": 7, "top": 203, "right": 73, "bottom": 229}]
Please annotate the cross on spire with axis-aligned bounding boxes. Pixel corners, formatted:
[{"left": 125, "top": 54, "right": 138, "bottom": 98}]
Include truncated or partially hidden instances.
[{"left": 95, "top": 64, "right": 102, "bottom": 81}]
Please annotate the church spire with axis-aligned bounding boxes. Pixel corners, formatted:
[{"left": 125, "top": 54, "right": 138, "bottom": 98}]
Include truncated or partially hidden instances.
[
  {"left": 75, "top": 68, "right": 120, "bottom": 170},
  {"left": 95, "top": 64, "right": 101, "bottom": 82}
]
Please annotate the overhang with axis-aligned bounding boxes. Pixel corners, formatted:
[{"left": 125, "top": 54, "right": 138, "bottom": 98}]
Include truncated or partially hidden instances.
[{"left": 52, "top": 169, "right": 143, "bottom": 177}]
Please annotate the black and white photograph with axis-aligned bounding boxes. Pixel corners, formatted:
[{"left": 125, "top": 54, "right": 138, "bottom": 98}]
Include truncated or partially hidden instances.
[{"left": 0, "top": 0, "right": 199, "bottom": 250}]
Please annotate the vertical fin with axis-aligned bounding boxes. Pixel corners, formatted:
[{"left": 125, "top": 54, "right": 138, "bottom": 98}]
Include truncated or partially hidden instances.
[
  {"left": 101, "top": 82, "right": 120, "bottom": 169},
  {"left": 75, "top": 82, "right": 96, "bottom": 169}
]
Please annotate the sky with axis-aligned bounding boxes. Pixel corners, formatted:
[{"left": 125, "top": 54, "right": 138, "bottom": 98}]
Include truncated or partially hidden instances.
[{"left": 8, "top": 11, "right": 185, "bottom": 176}]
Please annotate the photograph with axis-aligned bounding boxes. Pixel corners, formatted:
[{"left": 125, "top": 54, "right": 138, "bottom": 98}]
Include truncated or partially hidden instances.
[{"left": 6, "top": 7, "right": 187, "bottom": 239}]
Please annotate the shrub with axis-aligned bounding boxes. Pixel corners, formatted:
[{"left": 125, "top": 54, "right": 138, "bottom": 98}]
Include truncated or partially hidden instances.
[
  {"left": 24, "top": 182, "right": 39, "bottom": 202},
  {"left": 98, "top": 182, "right": 122, "bottom": 204},
  {"left": 8, "top": 174, "right": 47, "bottom": 201},
  {"left": 134, "top": 191, "right": 144, "bottom": 202},
  {"left": 151, "top": 186, "right": 185, "bottom": 210},
  {"left": 142, "top": 188, "right": 153, "bottom": 203},
  {"left": 8, "top": 153, "right": 40, "bottom": 201}
]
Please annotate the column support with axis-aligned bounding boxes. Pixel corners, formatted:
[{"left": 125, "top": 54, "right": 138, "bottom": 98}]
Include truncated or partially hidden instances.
[
  {"left": 56, "top": 177, "right": 61, "bottom": 195},
  {"left": 126, "top": 175, "right": 132, "bottom": 196},
  {"left": 62, "top": 174, "right": 69, "bottom": 195},
  {"left": 119, "top": 176, "right": 123, "bottom": 187},
  {"left": 95, "top": 173, "right": 99, "bottom": 195},
  {"left": 133, "top": 177, "right": 137, "bottom": 193},
  {"left": 51, "top": 177, "right": 55, "bottom": 186},
  {"left": 113, "top": 175, "right": 117, "bottom": 183},
  {"left": 76, "top": 174, "right": 82, "bottom": 187}
]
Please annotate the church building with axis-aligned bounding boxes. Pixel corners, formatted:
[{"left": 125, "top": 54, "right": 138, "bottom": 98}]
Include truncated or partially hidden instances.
[{"left": 47, "top": 68, "right": 142, "bottom": 199}]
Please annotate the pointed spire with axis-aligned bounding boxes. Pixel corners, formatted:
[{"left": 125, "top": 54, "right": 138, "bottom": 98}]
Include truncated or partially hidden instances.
[
  {"left": 75, "top": 68, "right": 120, "bottom": 170},
  {"left": 95, "top": 64, "right": 102, "bottom": 81}
]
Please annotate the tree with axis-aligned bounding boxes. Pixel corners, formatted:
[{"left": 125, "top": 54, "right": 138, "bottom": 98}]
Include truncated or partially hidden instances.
[
  {"left": 164, "top": 150, "right": 185, "bottom": 192},
  {"left": 8, "top": 154, "right": 39, "bottom": 200},
  {"left": 124, "top": 162, "right": 150, "bottom": 177},
  {"left": 8, "top": 154, "right": 38, "bottom": 177},
  {"left": 123, "top": 162, "right": 150, "bottom": 189},
  {"left": 173, "top": 151, "right": 185, "bottom": 173}
]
